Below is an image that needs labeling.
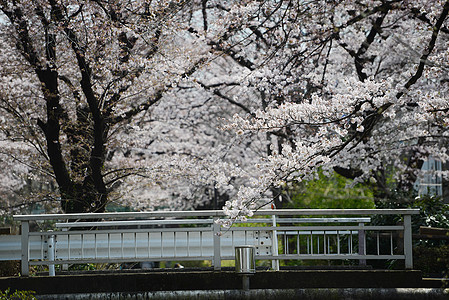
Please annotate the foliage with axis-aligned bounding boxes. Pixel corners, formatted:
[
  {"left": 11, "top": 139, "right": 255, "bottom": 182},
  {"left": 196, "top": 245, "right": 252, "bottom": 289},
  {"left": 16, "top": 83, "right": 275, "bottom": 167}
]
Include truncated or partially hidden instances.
[
  {"left": 0, "top": 215, "right": 15, "bottom": 229},
  {"left": 0, "top": 261, "right": 20, "bottom": 277},
  {"left": 68, "top": 263, "right": 97, "bottom": 272},
  {"left": 0, "top": 289, "right": 36, "bottom": 300},
  {"left": 286, "top": 171, "right": 375, "bottom": 209},
  {"left": 412, "top": 195, "right": 449, "bottom": 250},
  {"left": 413, "top": 196, "right": 449, "bottom": 229},
  {"left": 373, "top": 194, "right": 449, "bottom": 231},
  {"left": 371, "top": 195, "right": 449, "bottom": 271},
  {"left": 413, "top": 245, "right": 449, "bottom": 277}
]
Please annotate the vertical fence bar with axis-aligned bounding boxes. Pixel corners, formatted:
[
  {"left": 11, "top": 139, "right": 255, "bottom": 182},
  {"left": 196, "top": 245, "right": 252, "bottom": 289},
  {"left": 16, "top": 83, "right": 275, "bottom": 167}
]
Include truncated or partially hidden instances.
[
  {"left": 81, "top": 234, "right": 85, "bottom": 259},
  {"left": 309, "top": 231, "right": 312, "bottom": 254},
  {"left": 377, "top": 232, "right": 380, "bottom": 255},
  {"left": 147, "top": 232, "right": 151, "bottom": 258},
  {"left": 187, "top": 231, "right": 190, "bottom": 257},
  {"left": 160, "top": 232, "right": 163, "bottom": 258},
  {"left": 40, "top": 235, "right": 44, "bottom": 261},
  {"left": 20, "top": 221, "right": 30, "bottom": 276},
  {"left": 323, "top": 232, "right": 326, "bottom": 255},
  {"left": 284, "top": 232, "right": 288, "bottom": 254},
  {"left": 134, "top": 232, "right": 137, "bottom": 258},
  {"left": 297, "top": 232, "right": 300, "bottom": 255},
  {"left": 62, "top": 228, "right": 69, "bottom": 271},
  {"left": 358, "top": 223, "right": 366, "bottom": 266},
  {"left": 200, "top": 231, "right": 203, "bottom": 257},
  {"left": 390, "top": 232, "right": 394, "bottom": 255},
  {"left": 349, "top": 232, "right": 353, "bottom": 254},
  {"left": 47, "top": 233, "right": 56, "bottom": 276},
  {"left": 121, "top": 233, "right": 124, "bottom": 258},
  {"left": 213, "top": 218, "right": 221, "bottom": 270},
  {"left": 174, "top": 232, "right": 177, "bottom": 257},
  {"left": 403, "top": 214, "right": 413, "bottom": 269},
  {"left": 271, "top": 215, "right": 279, "bottom": 271},
  {"left": 337, "top": 231, "right": 340, "bottom": 255},
  {"left": 68, "top": 233, "right": 71, "bottom": 260},
  {"left": 108, "top": 233, "right": 111, "bottom": 259}
]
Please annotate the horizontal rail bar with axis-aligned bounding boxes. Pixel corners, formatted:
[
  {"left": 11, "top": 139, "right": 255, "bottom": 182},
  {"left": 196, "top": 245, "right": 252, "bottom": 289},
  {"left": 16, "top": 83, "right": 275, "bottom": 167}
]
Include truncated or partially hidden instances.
[
  {"left": 255, "top": 254, "right": 406, "bottom": 260},
  {"left": 260, "top": 209, "right": 419, "bottom": 216},
  {"left": 29, "top": 256, "right": 215, "bottom": 265},
  {"left": 277, "top": 230, "right": 358, "bottom": 235},
  {"left": 274, "top": 218, "right": 371, "bottom": 223},
  {"left": 50, "top": 218, "right": 373, "bottom": 232},
  {"left": 30, "top": 254, "right": 406, "bottom": 266},
  {"left": 228, "top": 225, "right": 404, "bottom": 231},
  {"left": 13, "top": 209, "right": 420, "bottom": 221},
  {"left": 14, "top": 211, "right": 225, "bottom": 221},
  {"left": 55, "top": 219, "right": 214, "bottom": 228},
  {"left": 29, "top": 227, "right": 213, "bottom": 236},
  {"left": 54, "top": 218, "right": 371, "bottom": 228}
]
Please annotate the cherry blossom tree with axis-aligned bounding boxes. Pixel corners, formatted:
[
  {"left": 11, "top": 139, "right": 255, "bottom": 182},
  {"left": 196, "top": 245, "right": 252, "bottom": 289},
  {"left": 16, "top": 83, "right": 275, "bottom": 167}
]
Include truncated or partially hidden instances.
[
  {"left": 0, "top": 0, "right": 221, "bottom": 213},
  {"left": 217, "top": 0, "right": 449, "bottom": 219},
  {"left": 0, "top": 0, "right": 271, "bottom": 214}
]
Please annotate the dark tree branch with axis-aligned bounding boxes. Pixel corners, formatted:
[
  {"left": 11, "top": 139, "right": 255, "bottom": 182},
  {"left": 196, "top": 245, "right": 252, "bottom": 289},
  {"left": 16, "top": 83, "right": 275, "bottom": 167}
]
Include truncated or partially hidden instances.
[
  {"left": 397, "top": 0, "right": 449, "bottom": 99},
  {"left": 354, "top": 9, "right": 389, "bottom": 81},
  {"left": 47, "top": 0, "right": 110, "bottom": 211},
  {"left": 118, "top": 31, "right": 137, "bottom": 63},
  {"left": 202, "top": 0, "right": 208, "bottom": 31},
  {"left": 198, "top": 81, "right": 253, "bottom": 115},
  {"left": 208, "top": 40, "right": 256, "bottom": 70},
  {"left": 409, "top": 7, "right": 449, "bottom": 34},
  {"left": 5, "top": 3, "right": 73, "bottom": 195},
  {"left": 146, "top": 29, "right": 161, "bottom": 59},
  {"left": 330, "top": 1, "right": 449, "bottom": 161},
  {"left": 2, "top": 5, "right": 41, "bottom": 68},
  {"left": 108, "top": 56, "right": 208, "bottom": 125},
  {"left": 110, "top": 90, "right": 163, "bottom": 125}
]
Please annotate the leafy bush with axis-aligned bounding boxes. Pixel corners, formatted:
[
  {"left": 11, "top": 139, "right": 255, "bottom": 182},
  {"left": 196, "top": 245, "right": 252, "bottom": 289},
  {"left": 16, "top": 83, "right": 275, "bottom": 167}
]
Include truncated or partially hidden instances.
[
  {"left": 412, "top": 196, "right": 449, "bottom": 229},
  {"left": 414, "top": 245, "right": 449, "bottom": 277},
  {"left": 0, "top": 289, "right": 36, "bottom": 300},
  {"left": 287, "top": 171, "right": 375, "bottom": 209},
  {"left": 372, "top": 195, "right": 449, "bottom": 271},
  {"left": 0, "top": 261, "right": 20, "bottom": 277}
]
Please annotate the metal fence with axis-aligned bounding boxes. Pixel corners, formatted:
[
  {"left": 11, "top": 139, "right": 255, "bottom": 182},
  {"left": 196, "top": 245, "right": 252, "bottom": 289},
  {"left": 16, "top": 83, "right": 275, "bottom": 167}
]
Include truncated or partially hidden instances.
[{"left": 0, "top": 209, "right": 419, "bottom": 276}]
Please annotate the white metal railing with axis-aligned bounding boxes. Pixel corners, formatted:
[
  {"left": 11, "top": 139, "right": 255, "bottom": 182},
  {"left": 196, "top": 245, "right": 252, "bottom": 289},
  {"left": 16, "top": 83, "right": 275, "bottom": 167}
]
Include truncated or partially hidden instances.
[{"left": 1, "top": 209, "right": 419, "bottom": 276}]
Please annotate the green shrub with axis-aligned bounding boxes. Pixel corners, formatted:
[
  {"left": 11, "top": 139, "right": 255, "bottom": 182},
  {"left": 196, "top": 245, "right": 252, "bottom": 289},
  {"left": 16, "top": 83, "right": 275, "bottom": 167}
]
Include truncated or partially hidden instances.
[
  {"left": 413, "top": 245, "right": 449, "bottom": 277},
  {"left": 0, "top": 289, "right": 36, "bottom": 300},
  {"left": 0, "top": 261, "right": 20, "bottom": 277},
  {"left": 287, "top": 171, "right": 375, "bottom": 209}
]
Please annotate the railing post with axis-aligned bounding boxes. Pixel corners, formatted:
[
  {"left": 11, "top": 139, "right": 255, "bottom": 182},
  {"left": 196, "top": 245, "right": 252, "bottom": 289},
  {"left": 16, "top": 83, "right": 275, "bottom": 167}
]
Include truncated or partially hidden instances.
[
  {"left": 20, "top": 221, "right": 30, "bottom": 276},
  {"left": 47, "top": 232, "right": 56, "bottom": 276},
  {"left": 213, "top": 218, "right": 221, "bottom": 271},
  {"left": 271, "top": 215, "right": 279, "bottom": 271},
  {"left": 62, "top": 227, "right": 68, "bottom": 271},
  {"left": 403, "top": 214, "right": 413, "bottom": 269},
  {"left": 358, "top": 222, "right": 366, "bottom": 266}
]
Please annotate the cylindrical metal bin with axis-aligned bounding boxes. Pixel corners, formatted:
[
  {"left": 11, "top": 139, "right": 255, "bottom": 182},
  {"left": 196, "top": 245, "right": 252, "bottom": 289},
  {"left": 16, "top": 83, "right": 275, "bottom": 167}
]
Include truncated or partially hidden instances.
[{"left": 235, "top": 245, "right": 256, "bottom": 274}]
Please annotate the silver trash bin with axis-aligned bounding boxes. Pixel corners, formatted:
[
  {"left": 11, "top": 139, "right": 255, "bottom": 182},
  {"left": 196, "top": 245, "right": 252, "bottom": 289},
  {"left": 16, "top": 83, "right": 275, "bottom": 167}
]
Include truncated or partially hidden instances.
[
  {"left": 235, "top": 245, "right": 256, "bottom": 274},
  {"left": 235, "top": 245, "right": 256, "bottom": 290}
]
